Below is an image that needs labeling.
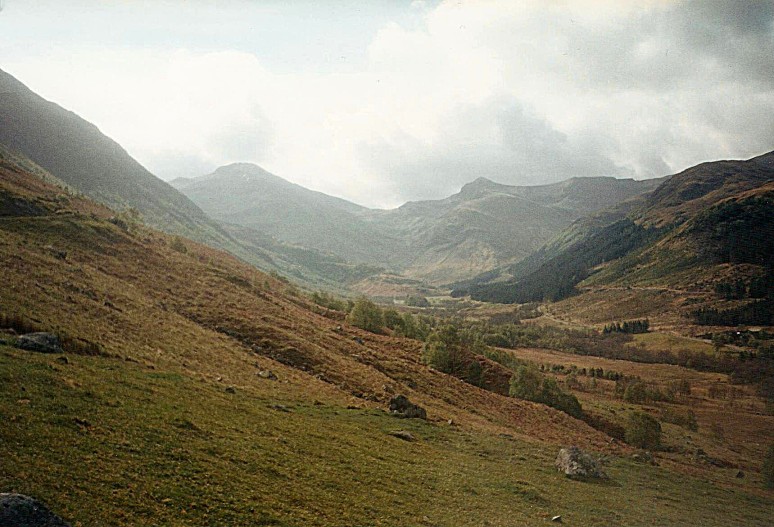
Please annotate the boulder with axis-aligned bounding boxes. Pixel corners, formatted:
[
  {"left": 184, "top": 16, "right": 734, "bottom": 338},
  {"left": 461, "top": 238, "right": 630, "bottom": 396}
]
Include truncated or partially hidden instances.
[
  {"left": 388, "top": 395, "right": 427, "bottom": 419},
  {"left": 16, "top": 333, "right": 62, "bottom": 354},
  {"left": 388, "top": 430, "right": 416, "bottom": 442},
  {"left": 0, "top": 493, "right": 71, "bottom": 527},
  {"left": 555, "top": 446, "right": 607, "bottom": 479}
]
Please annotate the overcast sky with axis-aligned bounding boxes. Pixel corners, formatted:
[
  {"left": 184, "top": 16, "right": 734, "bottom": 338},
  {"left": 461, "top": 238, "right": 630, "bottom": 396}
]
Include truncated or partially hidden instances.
[{"left": 1, "top": 0, "right": 772, "bottom": 208}]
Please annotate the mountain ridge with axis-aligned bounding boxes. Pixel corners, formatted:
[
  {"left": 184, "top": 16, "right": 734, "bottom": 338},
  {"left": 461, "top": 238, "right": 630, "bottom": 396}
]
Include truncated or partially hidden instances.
[{"left": 176, "top": 162, "right": 664, "bottom": 284}]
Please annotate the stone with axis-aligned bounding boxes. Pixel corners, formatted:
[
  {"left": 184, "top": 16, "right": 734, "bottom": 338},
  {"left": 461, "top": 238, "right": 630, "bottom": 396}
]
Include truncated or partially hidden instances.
[
  {"left": 257, "top": 370, "right": 278, "bottom": 381},
  {"left": 736, "top": 470, "right": 745, "bottom": 478},
  {"left": 551, "top": 515, "right": 563, "bottom": 523},
  {"left": 0, "top": 493, "right": 71, "bottom": 527},
  {"left": 388, "top": 430, "right": 416, "bottom": 441},
  {"left": 388, "top": 395, "right": 427, "bottom": 420},
  {"left": 16, "top": 333, "right": 63, "bottom": 354},
  {"left": 555, "top": 446, "right": 608, "bottom": 479},
  {"left": 225, "top": 386, "right": 236, "bottom": 394},
  {"left": 55, "top": 356, "right": 69, "bottom": 365}
]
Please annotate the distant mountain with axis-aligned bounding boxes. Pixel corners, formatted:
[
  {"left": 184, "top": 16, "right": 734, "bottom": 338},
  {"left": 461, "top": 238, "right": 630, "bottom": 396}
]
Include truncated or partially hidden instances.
[
  {"left": 0, "top": 68, "right": 379, "bottom": 290},
  {"left": 176, "top": 164, "right": 663, "bottom": 284},
  {"left": 459, "top": 151, "right": 774, "bottom": 309},
  {"left": 171, "top": 164, "right": 403, "bottom": 266},
  {"left": 363, "top": 176, "right": 665, "bottom": 283}
]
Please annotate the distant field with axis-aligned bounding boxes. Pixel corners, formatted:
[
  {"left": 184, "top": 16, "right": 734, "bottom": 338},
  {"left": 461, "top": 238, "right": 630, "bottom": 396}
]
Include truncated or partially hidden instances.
[{"left": 629, "top": 332, "right": 716, "bottom": 356}]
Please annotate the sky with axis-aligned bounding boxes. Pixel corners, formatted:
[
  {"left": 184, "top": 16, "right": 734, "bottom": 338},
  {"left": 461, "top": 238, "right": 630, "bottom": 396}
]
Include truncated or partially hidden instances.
[{"left": 1, "top": 0, "right": 773, "bottom": 208}]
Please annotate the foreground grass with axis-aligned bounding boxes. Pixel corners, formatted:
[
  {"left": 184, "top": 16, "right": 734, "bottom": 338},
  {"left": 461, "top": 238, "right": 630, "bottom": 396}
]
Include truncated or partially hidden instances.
[{"left": 2, "top": 347, "right": 772, "bottom": 527}]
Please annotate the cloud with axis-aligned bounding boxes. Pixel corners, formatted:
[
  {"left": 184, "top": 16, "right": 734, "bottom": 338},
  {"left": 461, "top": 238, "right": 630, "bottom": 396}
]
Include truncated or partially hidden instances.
[{"left": 1, "top": 0, "right": 772, "bottom": 208}]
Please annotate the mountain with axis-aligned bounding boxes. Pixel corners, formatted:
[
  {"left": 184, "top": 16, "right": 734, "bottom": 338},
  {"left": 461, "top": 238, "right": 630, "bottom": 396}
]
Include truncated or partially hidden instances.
[
  {"left": 176, "top": 164, "right": 663, "bottom": 284},
  {"left": 0, "top": 68, "right": 380, "bottom": 290},
  {"left": 171, "top": 163, "right": 403, "bottom": 266},
  {"left": 459, "top": 151, "right": 774, "bottom": 323},
  {"left": 363, "top": 176, "right": 665, "bottom": 283},
  {"left": 0, "top": 67, "right": 227, "bottom": 244}
]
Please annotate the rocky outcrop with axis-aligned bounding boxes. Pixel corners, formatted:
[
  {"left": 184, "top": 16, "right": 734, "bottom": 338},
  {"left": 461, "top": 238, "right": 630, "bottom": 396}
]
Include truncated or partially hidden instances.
[
  {"left": 16, "top": 333, "right": 62, "bottom": 354},
  {"left": 555, "top": 446, "right": 607, "bottom": 479},
  {"left": 388, "top": 395, "right": 427, "bottom": 419},
  {"left": 0, "top": 493, "right": 71, "bottom": 527}
]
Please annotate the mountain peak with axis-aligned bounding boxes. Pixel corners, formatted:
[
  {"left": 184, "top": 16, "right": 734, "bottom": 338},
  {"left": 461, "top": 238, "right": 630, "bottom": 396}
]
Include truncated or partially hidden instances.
[
  {"left": 459, "top": 176, "right": 504, "bottom": 196},
  {"left": 211, "top": 162, "right": 276, "bottom": 179}
]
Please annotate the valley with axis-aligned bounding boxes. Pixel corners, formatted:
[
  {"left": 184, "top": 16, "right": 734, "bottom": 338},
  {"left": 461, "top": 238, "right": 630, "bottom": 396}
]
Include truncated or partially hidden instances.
[{"left": 0, "top": 61, "right": 772, "bottom": 527}]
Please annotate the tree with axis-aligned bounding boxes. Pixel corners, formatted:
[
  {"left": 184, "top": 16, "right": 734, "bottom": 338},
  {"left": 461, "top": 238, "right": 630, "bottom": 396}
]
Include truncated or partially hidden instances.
[
  {"left": 423, "top": 324, "right": 467, "bottom": 376},
  {"left": 625, "top": 411, "right": 661, "bottom": 449},
  {"left": 383, "top": 308, "right": 402, "bottom": 330},
  {"left": 347, "top": 297, "right": 384, "bottom": 333}
]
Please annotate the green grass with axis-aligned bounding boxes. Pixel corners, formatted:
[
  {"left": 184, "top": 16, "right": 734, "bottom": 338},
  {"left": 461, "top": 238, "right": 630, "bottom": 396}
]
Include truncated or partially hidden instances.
[
  {"left": 2, "top": 346, "right": 772, "bottom": 527},
  {"left": 629, "top": 332, "right": 715, "bottom": 355}
]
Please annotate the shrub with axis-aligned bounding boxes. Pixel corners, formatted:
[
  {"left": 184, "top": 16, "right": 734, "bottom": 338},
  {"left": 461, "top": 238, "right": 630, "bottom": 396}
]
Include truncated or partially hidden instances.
[
  {"left": 405, "top": 295, "right": 430, "bottom": 308},
  {"left": 347, "top": 297, "right": 384, "bottom": 333},
  {"left": 383, "top": 309, "right": 402, "bottom": 330},
  {"left": 625, "top": 411, "right": 661, "bottom": 449},
  {"left": 509, "top": 365, "right": 583, "bottom": 418},
  {"left": 311, "top": 291, "right": 348, "bottom": 312},
  {"left": 170, "top": 235, "right": 188, "bottom": 254}
]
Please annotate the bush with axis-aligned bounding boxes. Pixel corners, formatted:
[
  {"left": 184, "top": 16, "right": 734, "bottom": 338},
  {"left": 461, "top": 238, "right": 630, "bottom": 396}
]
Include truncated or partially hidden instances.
[
  {"left": 509, "top": 365, "right": 583, "bottom": 418},
  {"left": 311, "top": 291, "right": 348, "bottom": 312},
  {"left": 347, "top": 297, "right": 384, "bottom": 334},
  {"left": 405, "top": 295, "right": 430, "bottom": 308},
  {"left": 625, "top": 411, "right": 661, "bottom": 449},
  {"left": 170, "top": 235, "right": 188, "bottom": 254}
]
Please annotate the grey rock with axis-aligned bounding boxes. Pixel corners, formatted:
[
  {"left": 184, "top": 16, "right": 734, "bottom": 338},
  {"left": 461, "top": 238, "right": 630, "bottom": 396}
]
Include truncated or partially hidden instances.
[
  {"left": 388, "top": 430, "right": 416, "bottom": 441},
  {"left": 0, "top": 493, "right": 71, "bottom": 527},
  {"left": 16, "top": 333, "right": 62, "bottom": 354},
  {"left": 555, "top": 446, "right": 608, "bottom": 479},
  {"left": 389, "top": 395, "right": 427, "bottom": 420},
  {"left": 551, "top": 515, "right": 563, "bottom": 523},
  {"left": 224, "top": 386, "right": 236, "bottom": 394},
  {"left": 257, "top": 370, "right": 278, "bottom": 381}
]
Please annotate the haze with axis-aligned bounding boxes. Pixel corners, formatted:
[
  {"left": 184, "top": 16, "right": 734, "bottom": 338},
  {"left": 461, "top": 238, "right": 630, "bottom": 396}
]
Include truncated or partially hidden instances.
[{"left": 0, "top": 0, "right": 772, "bottom": 207}]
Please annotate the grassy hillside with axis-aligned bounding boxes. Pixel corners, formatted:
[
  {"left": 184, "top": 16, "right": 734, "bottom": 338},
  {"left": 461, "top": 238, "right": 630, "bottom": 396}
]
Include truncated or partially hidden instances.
[{"left": 2, "top": 161, "right": 772, "bottom": 525}]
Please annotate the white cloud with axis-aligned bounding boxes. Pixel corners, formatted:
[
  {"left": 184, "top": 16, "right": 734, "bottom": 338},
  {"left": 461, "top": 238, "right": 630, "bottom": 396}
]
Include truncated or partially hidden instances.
[{"left": 1, "top": 0, "right": 772, "bottom": 208}]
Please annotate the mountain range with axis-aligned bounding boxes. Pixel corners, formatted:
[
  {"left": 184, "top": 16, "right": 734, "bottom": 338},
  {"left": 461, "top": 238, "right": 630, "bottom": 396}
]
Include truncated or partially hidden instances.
[
  {"left": 456, "top": 151, "right": 773, "bottom": 327},
  {"left": 172, "top": 164, "right": 663, "bottom": 284}
]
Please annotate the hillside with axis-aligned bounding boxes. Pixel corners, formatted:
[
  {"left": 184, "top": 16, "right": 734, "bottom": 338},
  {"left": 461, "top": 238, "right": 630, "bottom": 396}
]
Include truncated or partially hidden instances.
[
  {"left": 0, "top": 69, "right": 383, "bottom": 290},
  {"left": 0, "top": 68, "right": 227, "bottom": 244},
  {"left": 175, "top": 164, "right": 662, "bottom": 284},
  {"left": 2, "top": 159, "right": 772, "bottom": 526},
  {"left": 458, "top": 152, "right": 774, "bottom": 328}
]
